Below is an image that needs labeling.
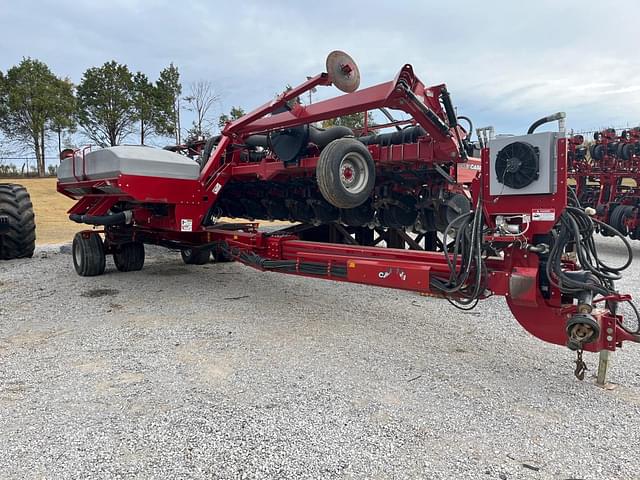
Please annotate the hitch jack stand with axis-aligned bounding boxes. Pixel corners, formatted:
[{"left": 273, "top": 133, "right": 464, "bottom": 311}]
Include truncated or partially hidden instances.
[{"left": 596, "top": 350, "right": 611, "bottom": 387}]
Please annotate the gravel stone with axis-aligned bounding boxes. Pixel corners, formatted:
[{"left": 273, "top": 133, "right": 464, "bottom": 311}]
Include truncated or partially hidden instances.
[{"left": 1, "top": 236, "right": 639, "bottom": 479}]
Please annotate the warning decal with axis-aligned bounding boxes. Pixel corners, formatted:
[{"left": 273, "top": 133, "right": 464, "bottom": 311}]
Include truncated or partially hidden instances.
[
  {"left": 181, "top": 219, "right": 193, "bottom": 232},
  {"left": 532, "top": 208, "right": 555, "bottom": 221}
]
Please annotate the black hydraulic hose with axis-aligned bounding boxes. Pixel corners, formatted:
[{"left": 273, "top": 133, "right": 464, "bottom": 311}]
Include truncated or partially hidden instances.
[
  {"left": 429, "top": 194, "right": 486, "bottom": 309},
  {"left": 399, "top": 81, "right": 451, "bottom": 136},
  {"left": 545, "top": 206, "right": 633, "bottom": 299},
  {"left": 457, "top": 116, "right": 473, "bottom": 140},
  {"left": 379, "top": 108, "right": 402, "bottom": 131},
  {"left": 308, "top": 125, "right": 353, "bottom": 148},
  {"left": 69, "top": 211, "right": 130, "bottom": 226},
  {"left": 440, "top": 87, "right": 458, "bottom": 128},
  {"left": 244, "top": 134, "right": 269, "bottom": 148},
  {"left": 527, "top": 112, "right": 566, "bottom": 134}
]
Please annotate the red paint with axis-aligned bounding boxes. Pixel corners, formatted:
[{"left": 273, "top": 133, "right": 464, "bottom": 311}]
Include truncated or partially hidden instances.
[{"left": 57, "top": 58, "right": 638, "bottom": 354}]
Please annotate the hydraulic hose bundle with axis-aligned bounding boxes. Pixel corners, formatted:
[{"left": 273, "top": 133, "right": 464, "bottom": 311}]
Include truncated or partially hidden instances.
[
  {"left": 546, "top": 207, "right": 631, "bottom": 296},
  {"left": 430, "top": 195, "right": 487, "bottom": 309},
  {"left": 545, "top": 205, "right": 639, "bottom": 334}
]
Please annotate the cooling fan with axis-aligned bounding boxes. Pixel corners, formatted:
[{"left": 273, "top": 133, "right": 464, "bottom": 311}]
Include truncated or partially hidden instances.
[{"left": 494, "top": 141, "right": 539, "bottom": 189}]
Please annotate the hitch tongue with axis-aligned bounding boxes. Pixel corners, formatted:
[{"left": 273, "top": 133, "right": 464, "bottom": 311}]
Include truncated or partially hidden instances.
[{"left": 566, "top": 312, "right": 600, "bottom": 351}]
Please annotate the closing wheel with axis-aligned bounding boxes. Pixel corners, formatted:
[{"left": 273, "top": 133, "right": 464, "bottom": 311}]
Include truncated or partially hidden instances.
[
  {"left": 72, "top": 232, "right": 105, "bottom": 276},
  {"left": 316, "top": 138, "right": 375, "bottom": 209},
  {"left": 181, "top": 247, "right": 210, "bottom": 265},
  {"left": 113, "top": 242, "right": 145, "bottom": 272}
]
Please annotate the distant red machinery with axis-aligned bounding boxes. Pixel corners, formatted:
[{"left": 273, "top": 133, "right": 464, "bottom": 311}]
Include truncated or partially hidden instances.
[
  {"left": 58, "top": 52, "right": 638, "bottom": 380},
  {"left": 568, "top": 127, "right": 640, "bottom": 238}
]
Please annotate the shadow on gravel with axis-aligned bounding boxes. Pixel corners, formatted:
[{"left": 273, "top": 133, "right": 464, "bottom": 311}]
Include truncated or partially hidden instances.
[
  {"left": 80, "top": 288, "right": 119, "bottom": 298},
  {"left": 146, "top": 267, "right": 191, "bottom": 276}
]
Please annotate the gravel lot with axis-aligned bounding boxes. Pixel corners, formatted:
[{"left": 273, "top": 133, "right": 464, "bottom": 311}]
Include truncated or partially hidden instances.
[{"left": 1, "top": 236, "right": 640, "bottom": 479}]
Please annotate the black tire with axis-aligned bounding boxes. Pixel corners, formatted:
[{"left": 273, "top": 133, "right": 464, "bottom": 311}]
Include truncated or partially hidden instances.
[
  {"left": 619, "top": 143, "right": 634, "bottom": 161},
  {"left": 340, "top": 200, "right": 375, "bottom": 227},
  {"left": 181, "top": 248, "right": 210, "bottom": 265},
  {"left": 600, "top": 206, "right": 616, "bottom": 237},
  {"left": 72, "top": 232, "right": 105, "bottom": 276},
  {"left": 316, "top": 138, "right": 375, "bottom": 209},
  {"left": 613, "top": 206, "right": 634, "bottom": 236},
  {"left": 0, "top": 184, "right": 36, "bottom": 260},
  {"left": 113, "top": 242, "right": 145, "bottom": 272},
  {"left": 212, "top": 246, "right": 233, "bottom": 263}
]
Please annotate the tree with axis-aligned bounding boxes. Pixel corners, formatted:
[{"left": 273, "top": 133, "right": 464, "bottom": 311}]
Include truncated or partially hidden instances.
[
  {"left": 156, "top": 63, "right": 182, "bottom": 144},
  {"left": 283, "top": 84, "right": 301, "bottom": 110},
  {"left": 132, "top": 72, "right": 156, "bottom": 145},
  {"left": 322, "top": 111, "right": 376, "bottom": 131},
  {"left": 184, "top": 80, "right": 219, "bottom": 140},
  {"left": 218, "top": 106, "right": 245, "bottom": 130},
  {"left": 50, "top": 77, "right": 76, "bottom": 156},
  {"left": 76, "top": 61, "right": 135, "bottom": 147},
  {"left": 0, "top": 58, "right": 74, "bottom": 176}
]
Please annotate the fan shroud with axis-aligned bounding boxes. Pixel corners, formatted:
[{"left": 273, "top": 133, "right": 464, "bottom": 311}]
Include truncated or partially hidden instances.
[
  {"left": 494, "top": 141, "right": 539, "bottom": 190},
  {"left": 488, "top": 131, "right": 557, "bottom": 196}
]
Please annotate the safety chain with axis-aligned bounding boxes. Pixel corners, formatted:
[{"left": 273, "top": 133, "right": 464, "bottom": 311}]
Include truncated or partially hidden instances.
[{"left": 574, "top": 349, "right": 588, "bottom": 381}]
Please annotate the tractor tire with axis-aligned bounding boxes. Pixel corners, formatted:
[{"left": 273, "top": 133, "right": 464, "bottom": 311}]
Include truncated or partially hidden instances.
[
  {"left": 113, "top": 242, "right": 145, "bottom": 272},
  {"left": 0, "top": 184, "right": 36, "bottom": 260},
  {"left": 316, "top": 138, "right": 375, "bottom": 209},
  {"left": 181, "top": 247, "right": 210, "bottom": 265},
  {"left": 72, "top": 232, "right": 106, "bottom": 276}
]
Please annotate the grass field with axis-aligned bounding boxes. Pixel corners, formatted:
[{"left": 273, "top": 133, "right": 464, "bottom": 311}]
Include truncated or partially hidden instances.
[{"left": 2, "top": 177, "right": 77, "bottom": 244}]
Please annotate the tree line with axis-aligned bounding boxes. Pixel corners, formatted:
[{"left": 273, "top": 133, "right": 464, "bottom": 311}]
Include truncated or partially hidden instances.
[
  {"left": 0, "top": 58, "right": 245, "bottom": 177},
  {"left": 0, "top": 57, "right": 374, "bottom": 178}
]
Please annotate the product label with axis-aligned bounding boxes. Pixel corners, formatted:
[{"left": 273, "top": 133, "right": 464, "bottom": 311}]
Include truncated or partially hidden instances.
[
  {"left": 181, "top": 219, "right": 193, "bottom": 232},
  {"left": 532, "top": 208, "right": 555, "bottom": 221}
]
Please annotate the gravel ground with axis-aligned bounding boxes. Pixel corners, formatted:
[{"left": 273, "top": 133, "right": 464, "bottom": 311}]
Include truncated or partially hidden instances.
[{"left": 1, "top": 236, "right": 640, "bottom": 479}]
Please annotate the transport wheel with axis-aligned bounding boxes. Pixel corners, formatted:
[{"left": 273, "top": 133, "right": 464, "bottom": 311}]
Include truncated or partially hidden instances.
[
  {"left": 72, "top": 232, "right": 106, "bottom": 276},
  {"left": 181, "top": 248, "right": 210, "bottom": 265},
  {"left": 113, "top": 242, "right": 145, "bottom": 272},
  {"left": 0, "top": 184, "right": 36, "bottom": 260},
  {"left": 316, "top": 138, "right": 375, "bottom": 209}
]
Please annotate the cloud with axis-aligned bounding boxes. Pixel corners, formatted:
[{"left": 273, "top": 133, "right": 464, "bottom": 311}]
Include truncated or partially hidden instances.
[{"left": 1, "top": 0, "right": 639, "bottom": 148}]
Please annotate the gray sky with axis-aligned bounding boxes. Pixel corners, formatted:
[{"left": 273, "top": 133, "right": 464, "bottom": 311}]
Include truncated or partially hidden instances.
[{"left": 2, "top": 0, "right": 640, "bottom": 154}]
